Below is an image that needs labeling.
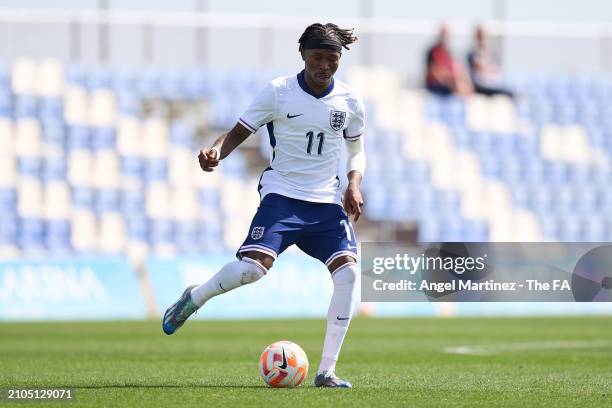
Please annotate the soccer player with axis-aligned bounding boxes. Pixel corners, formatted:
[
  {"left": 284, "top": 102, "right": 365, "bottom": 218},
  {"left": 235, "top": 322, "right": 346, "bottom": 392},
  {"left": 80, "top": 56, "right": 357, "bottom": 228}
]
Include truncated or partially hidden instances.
[{"left": 162, "top": 23, "right": 366, "bottom": 388}]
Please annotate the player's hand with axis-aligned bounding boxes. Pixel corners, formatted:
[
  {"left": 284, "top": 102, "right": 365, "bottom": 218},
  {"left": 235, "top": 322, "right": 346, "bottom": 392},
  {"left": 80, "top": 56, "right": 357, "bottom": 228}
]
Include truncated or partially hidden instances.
[
  {"left": 198, "top": 148, "right": 219, "bottom": 172},
  {"left": 343, "top": 184, "right": 364, "bottom": 223}
]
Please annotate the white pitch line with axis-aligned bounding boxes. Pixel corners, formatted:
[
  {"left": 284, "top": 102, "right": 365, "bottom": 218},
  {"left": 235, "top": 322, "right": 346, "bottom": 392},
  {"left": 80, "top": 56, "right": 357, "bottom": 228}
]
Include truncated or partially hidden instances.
[{"left": 444, "top": 341, "right": 612, "bottom": 355}]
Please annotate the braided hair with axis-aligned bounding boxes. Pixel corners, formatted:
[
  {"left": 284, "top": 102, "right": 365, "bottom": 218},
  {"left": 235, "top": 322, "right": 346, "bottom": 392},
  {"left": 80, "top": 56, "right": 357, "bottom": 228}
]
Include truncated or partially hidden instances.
[{"left": 298, "top": 23, "right": 358, "bottom": 51}]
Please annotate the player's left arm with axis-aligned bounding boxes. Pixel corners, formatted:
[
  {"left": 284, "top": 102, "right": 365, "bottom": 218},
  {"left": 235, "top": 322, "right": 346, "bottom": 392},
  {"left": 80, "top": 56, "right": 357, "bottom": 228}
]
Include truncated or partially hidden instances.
[
  {"left": 343, "top": 93, "right": 366, "bottom": 222},
  {"left": 344, "top": 137, "right": 365, "bottom": 222}
]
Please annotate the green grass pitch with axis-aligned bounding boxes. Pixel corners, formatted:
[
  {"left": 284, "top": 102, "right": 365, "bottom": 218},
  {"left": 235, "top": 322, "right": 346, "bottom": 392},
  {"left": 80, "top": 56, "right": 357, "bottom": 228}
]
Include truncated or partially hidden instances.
[{"left": 1, "top": 317, "right": 611, "bottom": 407}]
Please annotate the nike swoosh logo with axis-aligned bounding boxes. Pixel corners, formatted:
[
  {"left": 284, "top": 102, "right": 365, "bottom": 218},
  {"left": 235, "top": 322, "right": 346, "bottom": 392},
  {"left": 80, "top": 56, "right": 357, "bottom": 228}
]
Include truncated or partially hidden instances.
[
  {"left": 347, "top": 245, "right": 357, "bottom": 249},
  {"left": 278, "top": 348, "right": 288, "bottom": 369},
  {"left": 336, "top": 316, "right": 350, "bottom": 321},
  {"left": 287, "top": 113, "right": 304, "bottom": 119}
]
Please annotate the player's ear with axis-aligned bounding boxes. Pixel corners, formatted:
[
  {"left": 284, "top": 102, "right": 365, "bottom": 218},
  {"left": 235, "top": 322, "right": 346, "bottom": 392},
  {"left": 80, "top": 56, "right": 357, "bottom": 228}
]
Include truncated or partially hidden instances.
[{"left": 299, "top": 47, "right": 306, "bottom": 61}]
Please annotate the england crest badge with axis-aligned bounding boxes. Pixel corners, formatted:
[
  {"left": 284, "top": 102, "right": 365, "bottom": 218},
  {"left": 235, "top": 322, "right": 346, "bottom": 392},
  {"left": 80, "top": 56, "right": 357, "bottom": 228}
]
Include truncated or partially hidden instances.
[
  {"left": 330, "top": 110, "right": 346, "bottom": 131},
  {"left": 251, "top": 226, "right": 265, "bottom": 240}
]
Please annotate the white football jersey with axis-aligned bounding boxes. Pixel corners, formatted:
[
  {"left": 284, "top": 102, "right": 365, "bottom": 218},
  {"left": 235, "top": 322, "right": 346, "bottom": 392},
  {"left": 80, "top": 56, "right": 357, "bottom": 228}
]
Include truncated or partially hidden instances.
[{"left": 238, "top": 70, "right": 365, "bottom": 205}]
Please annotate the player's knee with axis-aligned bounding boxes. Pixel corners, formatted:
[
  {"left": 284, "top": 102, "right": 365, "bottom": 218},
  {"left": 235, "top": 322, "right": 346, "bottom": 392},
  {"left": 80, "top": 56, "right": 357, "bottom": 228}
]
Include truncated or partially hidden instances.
[
  {"left": 332, "top": 261, "right": 358, "bottom": 286},
  {"left": 239, "top": 256, "right": 267, "bottom": 284},
  {"left": 328, "top": 255, "right": 356, "bottom": 274},
  {"left": 242, "top": 251, "right": 274, "bottom": 270}
]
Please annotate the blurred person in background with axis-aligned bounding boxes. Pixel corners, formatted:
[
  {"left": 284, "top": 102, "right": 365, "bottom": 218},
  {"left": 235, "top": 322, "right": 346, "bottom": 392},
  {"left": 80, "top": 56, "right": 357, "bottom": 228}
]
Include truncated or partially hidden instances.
[
  {"left": 425, "top": 24, "right": 473, "bottom": 97},
  {"left": 467, "top": 25, "right": 514, "bottom": 98}
]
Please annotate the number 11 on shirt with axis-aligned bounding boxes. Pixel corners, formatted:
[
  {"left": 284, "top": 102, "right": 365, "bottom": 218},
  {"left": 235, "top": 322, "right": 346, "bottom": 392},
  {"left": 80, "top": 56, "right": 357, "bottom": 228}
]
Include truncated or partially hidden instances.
[{"left": 306, "top": 131, "right": 325, "bottom": 155}]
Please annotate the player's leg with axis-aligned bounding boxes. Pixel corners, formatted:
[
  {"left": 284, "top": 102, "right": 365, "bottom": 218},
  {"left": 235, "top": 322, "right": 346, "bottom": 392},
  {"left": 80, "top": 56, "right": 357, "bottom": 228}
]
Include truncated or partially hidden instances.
[
  {"left": 163, "top": 193, "right": 300, "bottom": 335},
  {"left": 162, "top": 255, "right": 269, "bottom": 335},
  {"left": 314, "top": 255, "right": 358, "bottom": 388},
  {"left": 189, "top": 252, "right": 272, "bottom": 307},
  {"left": 296, "top": 204, "right": 358, "bottom": 388}
]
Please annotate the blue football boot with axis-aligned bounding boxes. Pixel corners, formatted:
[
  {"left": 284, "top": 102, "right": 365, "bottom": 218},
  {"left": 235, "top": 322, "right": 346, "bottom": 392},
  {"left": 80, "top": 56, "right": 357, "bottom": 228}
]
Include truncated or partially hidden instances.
[
  {"left": 162, "top": 285, "right": 199, "bottom": 335},
  {"left": 314, "top": 370, "right": 352, "bottom": 388}
]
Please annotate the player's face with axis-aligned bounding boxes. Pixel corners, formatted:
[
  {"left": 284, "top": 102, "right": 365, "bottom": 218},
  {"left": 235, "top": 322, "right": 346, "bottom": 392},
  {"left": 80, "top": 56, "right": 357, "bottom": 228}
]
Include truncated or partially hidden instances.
[{"left": 302, "top": 48, "right": 341, "bottom": 88}]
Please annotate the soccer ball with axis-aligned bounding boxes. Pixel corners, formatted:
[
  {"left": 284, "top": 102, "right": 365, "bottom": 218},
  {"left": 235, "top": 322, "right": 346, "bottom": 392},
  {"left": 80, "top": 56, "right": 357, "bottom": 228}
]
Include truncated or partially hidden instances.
[{"left": 259, "top": 340, "right": 309, "bottom": 388}]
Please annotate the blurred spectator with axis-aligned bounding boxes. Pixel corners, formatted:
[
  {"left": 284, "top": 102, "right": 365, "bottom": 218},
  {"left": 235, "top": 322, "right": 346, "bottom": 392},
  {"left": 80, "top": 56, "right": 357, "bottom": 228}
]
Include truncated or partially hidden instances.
[
  {"left": 467, "top": 25, "right": 514, "bottom": 98},
  {"left": 425, "top": 24, "right": 473, "bottom": 97}
]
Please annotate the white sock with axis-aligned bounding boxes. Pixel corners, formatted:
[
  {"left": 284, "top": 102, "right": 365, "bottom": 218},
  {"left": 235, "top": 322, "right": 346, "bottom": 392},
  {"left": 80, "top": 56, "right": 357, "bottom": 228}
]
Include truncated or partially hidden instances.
[
  {"left": 317, "top": 262, "right": 358, "bottom": 375},
  {"left": 190, "top": 257, "right": 266, "bottom": 307}
]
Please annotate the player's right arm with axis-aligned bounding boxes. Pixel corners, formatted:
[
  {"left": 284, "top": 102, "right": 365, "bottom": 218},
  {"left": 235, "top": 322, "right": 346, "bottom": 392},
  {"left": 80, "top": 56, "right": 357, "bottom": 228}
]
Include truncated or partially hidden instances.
[
  {"left": 198, "top": 123, "right": 251, "bottom": 172},
  {"left": 199, "top": 81, "right": 276, "bottom": 173}
]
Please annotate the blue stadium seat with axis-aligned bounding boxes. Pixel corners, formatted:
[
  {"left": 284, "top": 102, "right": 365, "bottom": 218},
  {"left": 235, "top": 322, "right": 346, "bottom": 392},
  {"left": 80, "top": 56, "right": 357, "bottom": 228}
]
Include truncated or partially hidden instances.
[
  {"left": 159, "top": 71, "right": 186, "bottom": 100},
  {"left": 543, "top": 161, "right": 568, "bottom": 184},
  {"left": 462, "top": 220, "right": 489, "bottom": 241},
  {"left": 0, "top": 89, "right": 11, "bottom": 117},
  {"left": 0, "top": 64, "right": 10, "bottom": 90},
  {"left": 66, "top": 65, "right": 87, "bottom": 87},
  {"left": 556, "top": 215, "right": 582, "bottom": 241},
  {"left": 184, "top": 71, "right": 207, "bottom": 100},
  {"left": 46, "top": 219, "right": 71, "bottom": 251},
  {"left": 552, "top": 186, "right": 576, "bottom": 214},
  {"left": 121, "top": 189, "right": 144, "bottom": 214},
  {"left": 404, "top": 160, "right": 430, "bottom": 184},
  {"left": 39, "top": 97, "right": 64, "bottom": 120},
  {"left": 91, "top": 127, "right": 116, "bottom": 150},
  {"left": 18, "top": 157, "right": 42, "bottom": 178},
  {"left": 521, "top": 159, "right": 544, "bottom": 184},
  {"left": 509, "top": 184, "right": 529, "bottom": 208},
  {"left": 72, "top": 187, "right": 94, "bottom": 209},
  {"left": 175, "top": 221, "right": 200, "bottom": 253},
  {"left": 42, "top": 156, "right": 67, "bottom": 181},
  {"left": 198, "top": 187, "right": 220, "bottom": 208},
  {"left": 149, "top": 218, "right": 173, "bottom": 246},
  {"left": 451, "top": 125, "right": 470, "bottom": 147},
  {"left": 87, "top": 67, "right": 112, "bottom": 90},
  {"left": 116, "top": 92, "right": 140, "bottom": 116},
  {"left": 566, "top": 164, "right": 591, "bottom": 185},
  {"left": 479, "top": 156, "right": 500, "bottom": 178},
  {"left": 121, "top": 156, "right": 143, "bottom": 179},
  {"left": 387, "top": 197, "right": 412, "bottom": 221},
  {"left": 0, "top": 214, "right": 17, "bottom": 244},
  {"left": 18, "top": 217, "right": 45, "bottom": 250},
  {"left": 138, "top": 69, "right": 162, "bottom": 98},
  {"left": 126, "top": 215, "right": 148, "bottom": 241},
  {"left": 67, "top": 125, "right": 90, "bottom": 150},
  {"left": 538, "top": 214, "right": 558, "bottom": 240},
  {"left": 0, "top": 188, "right": 16, "bottom": 211},
  {"left": 438, "top": 218, "right": 464, "bottom": 242},
  {"left": 582, "top": 215, "right": 606, "bottom": 242},
  {"left": 170, "top": 121, "right": 193, "bottom": 148},
  {"left": 528, "top": 188, "right": 553, "bottom": 214},
  {"left": 96, "top": 189, "right": 120, "bottom": 214},
  {"left": 113, "top": 68, "right": 138, "bottom": 94},
  {"left": 145, "top": 158, "right": 168, "bottom": 182},
  {"left": 41, "top": 119, "right": 65, "bottom": 145},
  {"left": 434, "top": 190, "right": 461, "bottom": 216},
  {"left": 499, "top": 157, "right": 521, "bottom": 183},
  {"left": 14, "top": 95, "right": 37, "bottom": 118}
]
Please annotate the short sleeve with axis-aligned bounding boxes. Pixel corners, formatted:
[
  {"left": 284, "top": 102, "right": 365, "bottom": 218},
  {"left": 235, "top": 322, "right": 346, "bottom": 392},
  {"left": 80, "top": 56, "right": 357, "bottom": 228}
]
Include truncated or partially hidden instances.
[
  {"left": 238, "top": 83, "right": 276, "bottom": 133},
  {"left": 344, "top": 94, "right": 366, "bottom": 141}
]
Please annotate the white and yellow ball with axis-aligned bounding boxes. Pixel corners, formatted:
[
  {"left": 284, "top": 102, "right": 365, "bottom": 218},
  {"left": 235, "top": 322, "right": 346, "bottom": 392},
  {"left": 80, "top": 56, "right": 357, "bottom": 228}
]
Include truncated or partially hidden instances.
[{"left": 259, "top": 340, "right": 309, "bottom": 388}]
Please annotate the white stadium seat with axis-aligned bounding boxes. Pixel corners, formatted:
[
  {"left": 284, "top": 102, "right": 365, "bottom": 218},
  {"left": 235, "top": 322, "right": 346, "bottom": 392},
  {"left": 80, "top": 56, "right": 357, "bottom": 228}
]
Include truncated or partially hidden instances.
[
  {"left": 89, "top": 89, "right": 117, "bottom": 127},
  {"left": 36, "top": 59, "right": 65, "bottom": 97},
  {"left": 71, "top": 209, "right": 97, "bottom": 252},
  {"left": 117, "top": 116, "right": 142, "bottom": 156},
  {"left": 11, "top": 58, "right": 37, "bottom": 95},
  {"left": 64, "top": 85, "right": 89, "bottom": 125},
  {"left": 98, "top": 212, "right": 127, "bottom": 253},
  {"left": 68, "top": 150, "right": 93, "bottom": 187},
  {"left": 15, "top": 118, "right": 42, "bottom": 157}
]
